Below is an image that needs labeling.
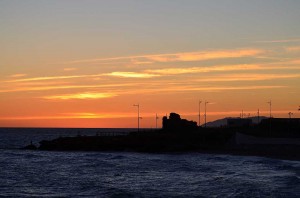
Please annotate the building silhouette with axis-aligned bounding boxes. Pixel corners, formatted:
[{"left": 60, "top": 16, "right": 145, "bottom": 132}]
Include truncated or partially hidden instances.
[{"left": 162, "top": 112, "right": 198, "bottom": 132}]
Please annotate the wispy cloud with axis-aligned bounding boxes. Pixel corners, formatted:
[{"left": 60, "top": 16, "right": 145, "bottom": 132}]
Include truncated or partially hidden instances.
[
  {"left": 285, "top": 46, "right": 300, "bottom": 52},
  {"left": 0, "top": 109, "right": 294, "bottom": 121},
  {"left": 128, "top": 85, "right": 286, "bottom": 95},
  {"left": 287, "top": 59, "right": 300, "bottom": 64},
  {"left": 42, "top": 92, "right": 117, "bottom": 100},
  {"left": 0, "top": 83, "right": 134, "bottom": 93},
  {"left": 168, "top": 85, "right": 286, "bottom": 92},
  {"left": 0, "top": 112, "right": 139, "bottom": 120},
  {"left": 5, "top": 74, "right": 101, "bottom": 83},
  {"left": 196, "top": 73, "right": 300, "bottom": 82},
  {"left": 61, "top": 112, "right": 138, "bottom": 119},
  {"left": 131, "top": 60, "right": 153, "bottom": 65},
  {"left": 2, "top": 66, "right": 296, "bottom": 94},
  {"left": 63, "top": 67, "right": 78, "bottom": 71},
  {"left": 256, "top": 38, "right": 300, "bottom": 43},
  {"left": 6, "top": 71, "right": 159, "bottom": 83},
  {"left": 9, "top": 73, "right": 27, "bottom": 78},
  {"left": 144, "top": 64, "right": 262, "bottom": 75},
  {"left": 63, "top": 48, "right": 264, "bottom": 64},
  {"left": 147, "top": 49, "right": 264, "bottom": 63},
  {"left": 106, "top": 72, "right": 159, "bottom": 78}
]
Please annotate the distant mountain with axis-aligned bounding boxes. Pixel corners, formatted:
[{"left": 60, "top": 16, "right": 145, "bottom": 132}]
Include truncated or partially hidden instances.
[{"left": 204, "top": 116, "right": 268, "bottom": 128}]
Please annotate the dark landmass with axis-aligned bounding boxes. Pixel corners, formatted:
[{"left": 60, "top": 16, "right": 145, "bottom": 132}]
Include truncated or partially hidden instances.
[
  {"left": 205, "top": 116, "right": 268, "bottom": 127},
  {"left": 24, "top": 113, "right": 300, "bottom": 161}
]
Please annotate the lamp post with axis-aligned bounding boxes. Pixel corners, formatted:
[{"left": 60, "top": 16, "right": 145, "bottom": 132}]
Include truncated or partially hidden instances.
[
  {"left": 267, "top": 100, "right": 272, "bottom": 118},
  {"left": 156, "top": 113, "right": 159, "bottom": 129},
  {"left": 133, "top": 104, "right": 140, "bottom": 132},
  {"left": 198, "top": 100, "right": 202, "bottom": 127},
  {"left": 288, "top": 112, "right": 293, "bottom": 132},
  {"left": 204, "top": 101, "right": 209, "bottom": 128},
  {"left": 257, "top": 109, "right": 260, "bottom": 124},
  {"left": 267, "top": 100, "right": 272, "bottom": 134}
]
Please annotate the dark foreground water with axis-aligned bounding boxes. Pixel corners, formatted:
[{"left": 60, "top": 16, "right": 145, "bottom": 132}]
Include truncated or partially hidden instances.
[{"left": 0, "top": 128, "right": 299, "bottom": 197}]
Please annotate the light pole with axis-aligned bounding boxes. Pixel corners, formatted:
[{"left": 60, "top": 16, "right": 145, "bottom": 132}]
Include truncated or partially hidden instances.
[
  {"left": 156, "top": 113, "right": 159, "bottom": 129},
  {"left": 198, "top": 100, "right": 202, "bottom": 127},
  {"left": 288, "top": 112, "right": 293, "bottom": 132},
  {"left": 257, "top": 109, "right": 260, "bottom": 124},
  {"left": 267, "top": 100, "right": 272, "bottom": 134},
  {"left": 133, "top": 104, "right": 140, "bottom": 132},
  {"left": 267, "top": 100, "right": 272, "bottom": 118},
  {"left": 204, "top": 101, "right": 209, "bottom": 128}
]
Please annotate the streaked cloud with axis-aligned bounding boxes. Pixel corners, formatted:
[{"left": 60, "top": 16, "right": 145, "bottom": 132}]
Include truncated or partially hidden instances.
[
  {"left": 196, "top": 73, "right": 300, "bottom": 82},
  {"left": 0, "top": 112, "right": 139, "bottom": 120},
  {"left": 131, "top": 60, "right": 153, "bottom": 65},
  {"left": 146, "top": 67, "right": 202, "bottom": 75},
  {"left": 129, "top": 85, "right": 286, "bottom": 95},
  {"left": 63, "top": 48, "right": 264, "bottom": 64},
  {"left": 0, "top": 83, "right": 134, "bottom": 93},
  {"left": 285, "top": 46, "right": 300, "bottom": 52},
  {"left": 256, "top": 38, "right": 300, "bottom": 43},
  {"left": 0, "top": 114, "right": 119, "bottom": 120},
  {"left": 0, "top": 109, "right": 294, "bottom": 121},
  {"left": 42, "top": 92, "right": 117, "bottom": 100},
  {"left": 169, "top": 85, "right": 286, "bottom": 92},
  {"left": 145, "top": 64, "right": 261, "bottom": 75},
  {"left": 106, "top": 72, "right": 159, "bottom": 78},
  {"left": 6, "top": 71, "right": 158, "bottom": 83},
  {"left": 5, "top": 74, "right": 101, "bottom": 83},
  {"left": 61, "top": 112, "right": 135, "bottom": 119},
  {"left": 63, "top": 67, "right": 78, "bottom": 71},
  {"left": 9, "top": 73, "right": 27, "bottom": 78},
  {"left": 287, "top": 59, "right": 300, "bottom": 64},
  {"left": 147, "top": 49, "right": 264, "bottom": 63}
]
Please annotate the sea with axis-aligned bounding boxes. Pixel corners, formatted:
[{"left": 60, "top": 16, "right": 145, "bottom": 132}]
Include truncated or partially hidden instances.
[{"left": 0, "top": 128, "right": 299, "bottom": 197}]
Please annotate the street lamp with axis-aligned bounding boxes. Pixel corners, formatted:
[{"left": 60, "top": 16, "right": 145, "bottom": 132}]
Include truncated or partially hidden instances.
[
  {"left": 204, "top": 101, "right": 209, "bottom": 128},
  {"left": 156, "top": 113, "right": 159, "bottom": 129},
  {"left": 267, "top": 100, "right": 272, "bottom": 118},
  {"left": 133, "top": 104, "right": 140, "bottom": 132},
  {"left": 267, "top": 100, "right": 272, "bottom": 134},
  {"left": 198, "top": 100, "right": 202, "bottom": 127}
]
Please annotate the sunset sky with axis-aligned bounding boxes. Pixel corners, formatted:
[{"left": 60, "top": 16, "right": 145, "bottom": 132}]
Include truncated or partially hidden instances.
[{"left": 1, "top": 0, "right": 300, "bottom": 128}]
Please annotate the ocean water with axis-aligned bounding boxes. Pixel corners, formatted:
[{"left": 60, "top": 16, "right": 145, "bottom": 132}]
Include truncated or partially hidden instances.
[{"left": 0, "top": 128, "right": 299, "bottom": 197}]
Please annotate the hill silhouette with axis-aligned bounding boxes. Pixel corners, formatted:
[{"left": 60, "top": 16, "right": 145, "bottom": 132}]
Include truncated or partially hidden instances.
[{"left": 204, "top": 116, "right": 268, "bottom": 127}]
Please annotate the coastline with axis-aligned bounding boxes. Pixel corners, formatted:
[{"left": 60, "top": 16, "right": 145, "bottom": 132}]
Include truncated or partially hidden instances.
[{"left": 24, "top": 130, "right": 300, "bottom": 161}]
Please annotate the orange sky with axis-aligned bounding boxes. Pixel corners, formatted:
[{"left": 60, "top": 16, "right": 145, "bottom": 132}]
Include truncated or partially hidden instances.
[{"left": 1, "top": 1, "right": 300, "bottom": 128}]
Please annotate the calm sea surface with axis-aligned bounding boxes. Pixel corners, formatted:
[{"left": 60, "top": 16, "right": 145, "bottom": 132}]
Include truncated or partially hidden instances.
[{"left": 0, "top": 128, "right": 299, "bottom": 197}]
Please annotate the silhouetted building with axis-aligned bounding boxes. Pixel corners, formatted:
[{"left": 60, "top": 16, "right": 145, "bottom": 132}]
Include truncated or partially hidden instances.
[
  {"left": 162, "top": 112, "right": 198, "bottom": 132},
  {"left": 227, "top": 118, "right": 252, "bottom": 127},
  {"left": 260, "top": 118, "right": 300, "bottom": 132}
]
